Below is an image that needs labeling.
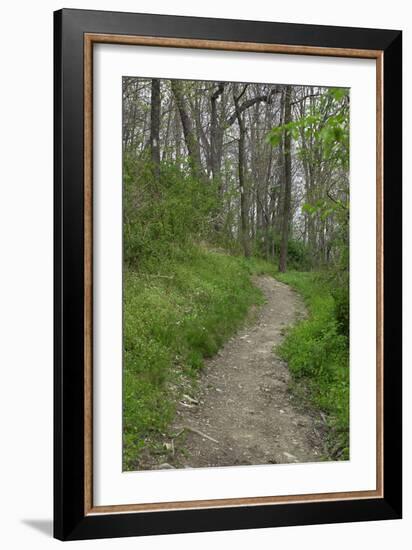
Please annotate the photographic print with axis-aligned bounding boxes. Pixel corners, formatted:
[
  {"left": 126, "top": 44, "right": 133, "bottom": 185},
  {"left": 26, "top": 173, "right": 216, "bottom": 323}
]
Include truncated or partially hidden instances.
[
  {"left": 54, "top": 10, "right": 402, "bottom": 539},
  {"left": 122, "top": 77, "right": 350, "bottom": 472}
]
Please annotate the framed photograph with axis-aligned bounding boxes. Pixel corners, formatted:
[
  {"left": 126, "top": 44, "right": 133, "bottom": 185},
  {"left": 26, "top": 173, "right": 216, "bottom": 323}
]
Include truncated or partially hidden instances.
[{"left": 54, "top": 8, "right": 402, "bottom": 541}]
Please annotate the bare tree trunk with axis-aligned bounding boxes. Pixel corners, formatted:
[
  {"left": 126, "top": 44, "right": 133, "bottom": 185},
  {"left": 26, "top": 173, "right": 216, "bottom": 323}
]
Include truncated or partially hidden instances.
[
  {"left": 279, "top": 87, "right": 293, "bottom": 273},
  {"left": 234, "top": 85, "right": 251, "bottom": 258},
  {"left": 171, "top": 80, "right": 204, "bottom": 181},
  {"left": 211, "top": 83, "right": 225, "bottom": 188},
  {"left": 162, "top": 94, "right": 174, "bottom": 162},
  {"left": 150, "top": 78, "right": 161, "bottom": 180}
]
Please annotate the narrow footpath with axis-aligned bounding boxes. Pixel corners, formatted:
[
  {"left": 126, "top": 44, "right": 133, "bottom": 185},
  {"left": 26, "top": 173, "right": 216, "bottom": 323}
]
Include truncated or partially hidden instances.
[{"left": 168, "top": 276, "right": 326, "bottom": 468}]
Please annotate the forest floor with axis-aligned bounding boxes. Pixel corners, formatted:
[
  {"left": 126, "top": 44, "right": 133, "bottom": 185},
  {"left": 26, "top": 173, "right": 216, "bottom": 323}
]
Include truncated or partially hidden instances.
[{"left": 163, "top": 275, "right": 327, "bottom": 468}]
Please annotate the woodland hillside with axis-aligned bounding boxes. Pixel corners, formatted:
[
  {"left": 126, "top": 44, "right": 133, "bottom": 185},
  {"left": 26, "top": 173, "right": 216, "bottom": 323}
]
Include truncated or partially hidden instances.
[{"left": 122, "top": 77, "right": 350, "bottom": 470}]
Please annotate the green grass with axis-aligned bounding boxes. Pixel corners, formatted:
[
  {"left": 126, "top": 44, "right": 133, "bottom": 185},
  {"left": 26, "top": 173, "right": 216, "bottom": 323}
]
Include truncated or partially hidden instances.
[
  {"left": 275, "top": 271, "right": 349, "bottom": 460},
  {"left": 123, "top": 247, "right": 273, "bottom": 470}
]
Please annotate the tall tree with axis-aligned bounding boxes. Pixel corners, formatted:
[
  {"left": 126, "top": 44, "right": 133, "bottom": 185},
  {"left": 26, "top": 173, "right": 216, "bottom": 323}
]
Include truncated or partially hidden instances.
[
  {"left": 170, "top": 80, "right": 204, "bottom": 181},
  {"left": 279, "top": 86, "right": 293, "bottom": 272},
  {"left": 150, "top": 78, "right": 161, "bottom": 180},
  {"left": 234, "top": 84, "right": 251, "bottom": 258},
  {"left": 210, "top": 82, "right": 225, "bottom": 188}
]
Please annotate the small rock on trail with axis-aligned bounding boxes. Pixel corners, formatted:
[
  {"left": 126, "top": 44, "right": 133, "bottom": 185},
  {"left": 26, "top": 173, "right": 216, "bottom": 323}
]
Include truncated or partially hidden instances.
[{"left": 168, "top": 275, "right": 326, "bottom": 468}]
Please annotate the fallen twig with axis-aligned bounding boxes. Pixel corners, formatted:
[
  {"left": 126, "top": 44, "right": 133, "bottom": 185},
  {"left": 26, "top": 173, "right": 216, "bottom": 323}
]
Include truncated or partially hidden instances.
[
  {"left": 147, "top": 274, "right": 174, "bottom": 279},
  {"left": 177, "top": 425, "right": 219, "bottom": 444},
  {"left": 182, "top": 394, "right": 199, "bottom": 405},
  {"left": 179, "top": 401, "right": 196, "bottom": 408}
]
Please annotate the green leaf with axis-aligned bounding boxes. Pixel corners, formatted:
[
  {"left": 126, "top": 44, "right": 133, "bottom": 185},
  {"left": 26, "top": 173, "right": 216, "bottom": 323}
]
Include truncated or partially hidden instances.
[{"left": 328, "top": 87, "right": 349, "bottom": 101}]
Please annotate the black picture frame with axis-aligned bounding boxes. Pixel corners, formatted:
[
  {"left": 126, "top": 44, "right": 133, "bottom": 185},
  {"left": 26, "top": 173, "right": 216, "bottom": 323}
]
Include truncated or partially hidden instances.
[{"left": 54, "top": 8, "right": 402, "bottom": 541}]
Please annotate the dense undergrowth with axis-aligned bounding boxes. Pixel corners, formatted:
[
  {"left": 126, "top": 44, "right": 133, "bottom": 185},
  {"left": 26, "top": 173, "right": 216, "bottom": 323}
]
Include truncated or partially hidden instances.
[
  {"left": 275, "top": 271, "right": 349, "bottom": 459},
  {"left": 123, "top": 247, "right": 276, "bottom": 470}
]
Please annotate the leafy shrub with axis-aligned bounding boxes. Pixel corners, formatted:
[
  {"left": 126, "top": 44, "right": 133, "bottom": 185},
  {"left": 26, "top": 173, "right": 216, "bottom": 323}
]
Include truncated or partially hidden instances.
[
  {"left": 123, "top": 155, "right": 218, "bottom": 268},
  {"left": 331, "top": 280, "right": 349, "bottom": 338},
  {"left": 253, "top": 231, "right": 311, "bottom": 271},
  {"left": 286, "top": 239, "right": 312, "bottom": 271},
  {"left": 330, "top": 245, "right": 349, "bottom": 338}
]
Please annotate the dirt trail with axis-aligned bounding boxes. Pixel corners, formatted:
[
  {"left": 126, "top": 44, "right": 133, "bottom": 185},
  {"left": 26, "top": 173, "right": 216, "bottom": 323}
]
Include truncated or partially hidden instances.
[{"left": 169, "top": 276, "right": 326, "bottom": 468}]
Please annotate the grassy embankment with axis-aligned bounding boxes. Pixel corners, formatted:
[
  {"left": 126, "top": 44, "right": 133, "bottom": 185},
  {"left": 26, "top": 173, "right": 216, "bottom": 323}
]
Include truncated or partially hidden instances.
[
  {"left": 275, "top": 271, "right": 349, "bottom": 459},
  {"left": 123, "top": 248, "right": 276, "bottom": 470}
]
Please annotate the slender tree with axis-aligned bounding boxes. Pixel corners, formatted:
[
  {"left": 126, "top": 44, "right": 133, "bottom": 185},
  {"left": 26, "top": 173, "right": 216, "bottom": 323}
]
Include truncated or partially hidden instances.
[
  {"left": 279, "top": 86, "right": 293, "bottom": 272},
  {"left": 234, "top": 85, "right": 251, "bottom": 257},
  {"left": 171, "top": 80, "right": 204, "bottom": 181},
  {"left": 150, "top": 78, "right": 161, "bottom": 181}
]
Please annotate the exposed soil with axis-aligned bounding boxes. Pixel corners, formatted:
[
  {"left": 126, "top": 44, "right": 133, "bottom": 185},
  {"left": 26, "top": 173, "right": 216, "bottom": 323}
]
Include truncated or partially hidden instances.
[{"left": 153, "top": 276, "right": 327, "bottom": 469}]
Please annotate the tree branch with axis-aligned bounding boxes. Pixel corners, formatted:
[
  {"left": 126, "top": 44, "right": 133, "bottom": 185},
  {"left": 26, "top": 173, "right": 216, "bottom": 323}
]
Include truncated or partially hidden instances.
[{"left": 226, "top": 86, "right": 282, "bottom": 127}]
